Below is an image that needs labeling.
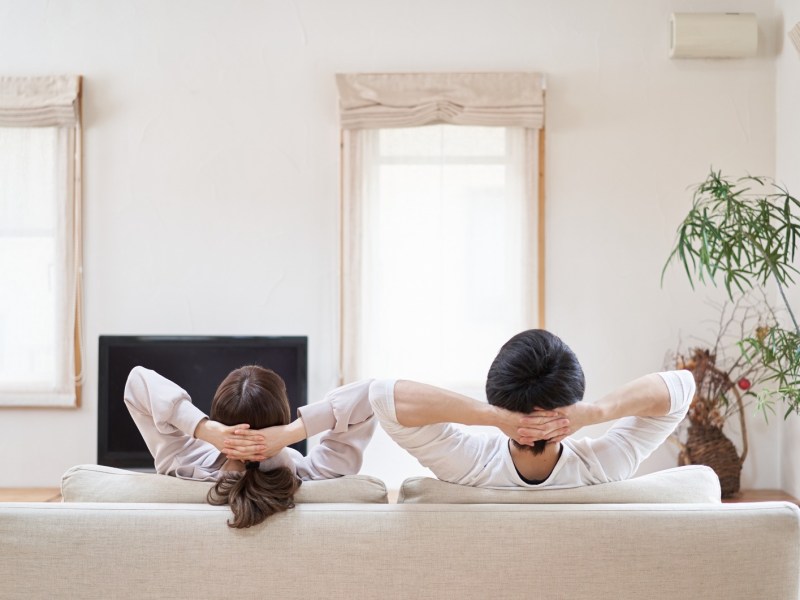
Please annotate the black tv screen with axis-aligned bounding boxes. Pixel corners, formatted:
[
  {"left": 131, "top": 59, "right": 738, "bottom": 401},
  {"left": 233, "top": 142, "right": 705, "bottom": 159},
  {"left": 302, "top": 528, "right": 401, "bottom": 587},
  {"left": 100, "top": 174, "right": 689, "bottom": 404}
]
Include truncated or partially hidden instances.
[{"left": 98, "top": 336, "right": 308, "bottom": 469}]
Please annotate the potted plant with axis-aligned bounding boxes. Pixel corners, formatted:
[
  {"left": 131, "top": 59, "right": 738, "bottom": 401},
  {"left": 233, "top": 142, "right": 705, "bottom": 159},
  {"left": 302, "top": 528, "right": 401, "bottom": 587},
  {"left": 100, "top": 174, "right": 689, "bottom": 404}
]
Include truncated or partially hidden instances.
[
  {"left": 668, "top": 298, "right": 768, "bottom": 497},
  {"left": 663, "top": 170, "right": 800, "bottom": 494}
]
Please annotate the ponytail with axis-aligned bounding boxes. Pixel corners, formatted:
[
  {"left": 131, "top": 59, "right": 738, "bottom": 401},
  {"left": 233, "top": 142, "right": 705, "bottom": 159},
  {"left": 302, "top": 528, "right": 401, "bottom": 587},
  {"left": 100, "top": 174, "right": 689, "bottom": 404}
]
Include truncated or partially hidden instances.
[
  {"left": 207, "top": 466, "right": 301, "bottom": 529},
  {"left": 207, "top": 365, "right": 300, "bottom": 528}
]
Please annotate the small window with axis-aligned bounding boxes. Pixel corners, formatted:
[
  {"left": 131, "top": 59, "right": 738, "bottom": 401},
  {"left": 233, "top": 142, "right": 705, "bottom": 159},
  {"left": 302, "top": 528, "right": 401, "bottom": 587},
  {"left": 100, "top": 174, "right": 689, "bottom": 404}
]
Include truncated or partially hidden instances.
[{"left": 0, "top": 76, "right": 82, "bottom": 407}]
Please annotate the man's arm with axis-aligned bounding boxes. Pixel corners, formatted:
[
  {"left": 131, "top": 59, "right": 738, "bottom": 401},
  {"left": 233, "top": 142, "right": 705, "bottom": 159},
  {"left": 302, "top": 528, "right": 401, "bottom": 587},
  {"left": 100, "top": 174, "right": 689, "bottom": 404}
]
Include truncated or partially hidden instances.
[
  {"left": 517, "top": 373, "right": 672, "bottom": 444},
  {"left": 519, "top": 370, "right": 695, "bottom": 482},
  {"left": 394, "top": 380, "right": 569, "bottom": 444}
]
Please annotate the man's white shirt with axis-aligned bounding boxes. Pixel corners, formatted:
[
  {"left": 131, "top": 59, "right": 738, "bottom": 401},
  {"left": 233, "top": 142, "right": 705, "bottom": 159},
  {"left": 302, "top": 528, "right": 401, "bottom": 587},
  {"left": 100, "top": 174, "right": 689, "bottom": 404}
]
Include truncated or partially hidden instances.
[{"left": 368, "top": 371, "right": 695, "bottom": 489}]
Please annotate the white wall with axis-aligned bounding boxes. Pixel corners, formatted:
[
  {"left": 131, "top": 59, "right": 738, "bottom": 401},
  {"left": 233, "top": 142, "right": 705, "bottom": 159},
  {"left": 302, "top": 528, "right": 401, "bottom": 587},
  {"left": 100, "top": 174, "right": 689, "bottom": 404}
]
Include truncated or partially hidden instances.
[
  {"left": 0, "top": 0, "right": 779, "bottom": 489},
  {"left": 776, "top": 0, "right": 800, "bottom": 499}
]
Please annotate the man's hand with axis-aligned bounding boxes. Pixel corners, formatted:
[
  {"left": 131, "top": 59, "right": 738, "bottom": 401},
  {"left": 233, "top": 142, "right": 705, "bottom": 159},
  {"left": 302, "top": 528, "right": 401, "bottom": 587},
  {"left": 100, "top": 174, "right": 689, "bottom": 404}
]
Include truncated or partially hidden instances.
[
  {"left": 491, "top": 406, "right": 569, "bottom": 445},
  {"left": 225, "top": 418, "right": 307, "bottom": 461},
  {"left": 517, "top": 401, "right": 598, "bottom": 445}
]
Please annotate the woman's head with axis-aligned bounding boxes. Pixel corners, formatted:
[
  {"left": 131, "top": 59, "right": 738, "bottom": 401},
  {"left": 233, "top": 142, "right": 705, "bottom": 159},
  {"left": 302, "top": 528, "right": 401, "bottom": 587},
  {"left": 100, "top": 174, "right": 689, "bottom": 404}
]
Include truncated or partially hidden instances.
[
  {"left": 210, "top": 365, "right": 290, "bottom": 430},
  {"left": 207, "top": 365, "right": 301, "bottom": 529}
]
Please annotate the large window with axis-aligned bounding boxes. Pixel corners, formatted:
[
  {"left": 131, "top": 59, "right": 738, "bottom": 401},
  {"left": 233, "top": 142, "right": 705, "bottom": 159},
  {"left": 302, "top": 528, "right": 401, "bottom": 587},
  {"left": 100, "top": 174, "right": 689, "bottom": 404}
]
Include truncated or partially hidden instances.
[
  {"left": 338, "top": 72, "right": 545, "bottom": 395},
  {"left": 345, "top": 125, "right": 538, "bottom": 393},
  {"left": 0, "top": 76, "right": 82, "bottom": 407}
]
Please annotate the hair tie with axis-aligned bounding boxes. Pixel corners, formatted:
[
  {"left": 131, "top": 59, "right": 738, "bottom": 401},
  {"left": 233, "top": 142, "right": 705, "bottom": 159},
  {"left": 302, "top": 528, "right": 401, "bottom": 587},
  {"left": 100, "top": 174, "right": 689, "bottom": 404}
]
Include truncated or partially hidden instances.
[{"left": 245, "top": 460, "right": 260, "bottom": 471}]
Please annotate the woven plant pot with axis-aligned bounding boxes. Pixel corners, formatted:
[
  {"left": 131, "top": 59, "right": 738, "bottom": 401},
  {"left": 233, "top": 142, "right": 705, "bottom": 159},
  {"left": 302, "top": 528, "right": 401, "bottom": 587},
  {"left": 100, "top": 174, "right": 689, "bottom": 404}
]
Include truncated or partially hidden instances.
[{"left": 678, "top": 424, "right": 743, "bottom": 498}]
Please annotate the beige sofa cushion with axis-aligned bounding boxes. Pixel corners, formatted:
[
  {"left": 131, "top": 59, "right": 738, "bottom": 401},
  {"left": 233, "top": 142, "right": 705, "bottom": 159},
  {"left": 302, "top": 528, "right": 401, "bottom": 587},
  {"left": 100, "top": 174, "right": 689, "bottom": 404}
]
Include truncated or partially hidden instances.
[
  {"left": 398, "top": 465, "right": 721, "bottom": 504},
  {"left": 61, "top": 464, "right": 388, "bottom": 504}
]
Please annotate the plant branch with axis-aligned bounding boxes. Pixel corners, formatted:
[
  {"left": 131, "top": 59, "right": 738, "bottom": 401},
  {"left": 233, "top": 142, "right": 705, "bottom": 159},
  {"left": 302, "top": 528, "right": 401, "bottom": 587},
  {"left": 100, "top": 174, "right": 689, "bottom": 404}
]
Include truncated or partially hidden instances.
[
  {"left": 774, "top": 276, "right": 800, "bottom": 335},
  {"left": 731, "top": 385, "right": 748, "bottom": 464}
]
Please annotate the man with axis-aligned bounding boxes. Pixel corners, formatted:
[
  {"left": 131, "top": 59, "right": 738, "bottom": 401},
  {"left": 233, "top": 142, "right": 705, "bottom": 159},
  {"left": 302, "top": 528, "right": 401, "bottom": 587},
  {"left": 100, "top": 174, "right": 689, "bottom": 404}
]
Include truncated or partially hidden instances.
[{"left": 367, "top": 329, "right": 695, "bottom": 488}]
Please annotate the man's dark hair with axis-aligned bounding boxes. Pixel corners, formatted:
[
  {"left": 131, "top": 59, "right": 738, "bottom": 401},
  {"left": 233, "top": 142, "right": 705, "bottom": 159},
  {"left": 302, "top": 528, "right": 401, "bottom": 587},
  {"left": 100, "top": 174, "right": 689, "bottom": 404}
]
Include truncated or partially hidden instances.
[{"left": 486, "top": 329, "right": 585, "bottom": 455}]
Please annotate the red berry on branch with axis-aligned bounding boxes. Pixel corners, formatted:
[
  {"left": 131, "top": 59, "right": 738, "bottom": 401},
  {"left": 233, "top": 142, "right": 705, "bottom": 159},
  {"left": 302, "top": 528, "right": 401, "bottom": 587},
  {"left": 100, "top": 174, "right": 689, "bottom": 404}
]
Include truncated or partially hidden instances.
[{"left": 737, "top": 378, "right": 751, "bottom": 391}]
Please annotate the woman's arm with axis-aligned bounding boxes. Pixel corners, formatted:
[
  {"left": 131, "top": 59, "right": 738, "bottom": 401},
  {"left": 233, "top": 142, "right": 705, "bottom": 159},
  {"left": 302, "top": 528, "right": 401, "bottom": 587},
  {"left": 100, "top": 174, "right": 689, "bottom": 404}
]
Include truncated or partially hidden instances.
[
  {"left": 124, "top": 366, "right": 247, "bottom": 473},
  {"left": 222, "top": 418, "right": 304, "bottom": 461},
  {"left": 225, "top": 379, "right": 377, "bottom": 479},
  {"left": 295, "top": 379, "right": 377, "bottom": 478},
  {"left": 194, "top": 418, "right": 259, "bottom": 455}
]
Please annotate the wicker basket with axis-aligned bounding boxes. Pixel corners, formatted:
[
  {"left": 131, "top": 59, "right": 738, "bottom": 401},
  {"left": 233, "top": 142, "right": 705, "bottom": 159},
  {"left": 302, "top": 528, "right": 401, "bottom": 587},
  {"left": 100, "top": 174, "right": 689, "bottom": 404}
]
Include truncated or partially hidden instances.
[
  {"left": 678, "top": 424, "right": 743, "bottom": 498},
  {"left": 673, "top": 349, "right": 750, "bottom": 499}
]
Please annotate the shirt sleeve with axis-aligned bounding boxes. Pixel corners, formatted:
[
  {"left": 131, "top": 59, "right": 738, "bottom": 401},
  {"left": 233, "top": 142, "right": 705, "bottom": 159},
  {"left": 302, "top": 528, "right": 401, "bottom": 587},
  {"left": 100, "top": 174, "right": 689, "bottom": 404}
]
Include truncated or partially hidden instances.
[
  {"left": 579, "top": 370, "right": 696, "bottom": 482},
  {"left": 123, "top": 366, "right": 212, "bottom": 474},
  {"left": 367, "top": 379, "right": 498, "bottom": 486},
  {"left": 293, "top": 379, "right": 378, "bottom": 480}
]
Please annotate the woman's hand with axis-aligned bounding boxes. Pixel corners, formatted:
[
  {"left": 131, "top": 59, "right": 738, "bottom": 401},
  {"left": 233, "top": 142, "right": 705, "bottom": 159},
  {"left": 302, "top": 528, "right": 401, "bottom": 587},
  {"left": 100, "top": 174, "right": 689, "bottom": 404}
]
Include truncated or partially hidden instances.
[
  {"left": 194, "top": 419, "right": 265, "bottom": 458},
  {"left": 225, "top": 418, "right": 307, "bottom": 461}
]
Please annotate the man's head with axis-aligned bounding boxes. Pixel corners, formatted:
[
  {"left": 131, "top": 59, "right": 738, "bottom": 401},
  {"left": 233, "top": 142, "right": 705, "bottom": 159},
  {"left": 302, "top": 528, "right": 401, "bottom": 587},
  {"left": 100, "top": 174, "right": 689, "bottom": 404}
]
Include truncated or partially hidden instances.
[{"left": 486, "top": 329, "right": 585, "bottom": 455}]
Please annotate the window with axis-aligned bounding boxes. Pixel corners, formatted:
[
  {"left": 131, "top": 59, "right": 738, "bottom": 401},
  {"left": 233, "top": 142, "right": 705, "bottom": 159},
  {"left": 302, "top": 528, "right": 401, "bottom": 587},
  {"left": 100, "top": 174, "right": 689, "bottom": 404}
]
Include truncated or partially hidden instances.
[
  {"left": 0, "top": 76, "right": 83, "bottom": 407},
  {"left": 337, "top": 73, "right": 545, "bottom": 395}
]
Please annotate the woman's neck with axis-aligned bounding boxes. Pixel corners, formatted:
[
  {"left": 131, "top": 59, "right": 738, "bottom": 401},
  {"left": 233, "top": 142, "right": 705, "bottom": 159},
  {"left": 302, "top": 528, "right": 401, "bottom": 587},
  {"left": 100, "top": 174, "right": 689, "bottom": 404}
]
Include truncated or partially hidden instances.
[{"left": 221, "top": 458, "right": 245, "bottom": 472}]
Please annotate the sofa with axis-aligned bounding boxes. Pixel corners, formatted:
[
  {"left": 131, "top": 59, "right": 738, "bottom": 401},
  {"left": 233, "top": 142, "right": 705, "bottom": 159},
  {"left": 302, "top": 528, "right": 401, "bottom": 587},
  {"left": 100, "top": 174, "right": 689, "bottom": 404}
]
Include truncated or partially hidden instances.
[{"left": 1, "top": 465, "right": 798, "bottom": 600}]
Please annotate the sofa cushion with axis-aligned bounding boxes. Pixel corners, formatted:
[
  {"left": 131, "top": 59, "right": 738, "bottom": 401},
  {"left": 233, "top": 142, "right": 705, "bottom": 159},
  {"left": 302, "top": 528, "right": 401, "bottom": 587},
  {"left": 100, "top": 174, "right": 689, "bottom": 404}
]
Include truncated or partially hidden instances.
[
  {"left": 397, "top": 465, "right": 721, "bottom": 504},
  {"left": 61, "top": 464, "right": 388, "bottom": 504}
]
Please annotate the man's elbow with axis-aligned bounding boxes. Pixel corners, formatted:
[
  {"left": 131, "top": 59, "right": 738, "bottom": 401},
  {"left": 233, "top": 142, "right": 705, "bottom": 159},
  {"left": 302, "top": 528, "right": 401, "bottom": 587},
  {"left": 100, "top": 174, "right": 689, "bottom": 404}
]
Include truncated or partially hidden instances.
[{"left": 675, "top": 369, "right": 696, "bottom": 414}]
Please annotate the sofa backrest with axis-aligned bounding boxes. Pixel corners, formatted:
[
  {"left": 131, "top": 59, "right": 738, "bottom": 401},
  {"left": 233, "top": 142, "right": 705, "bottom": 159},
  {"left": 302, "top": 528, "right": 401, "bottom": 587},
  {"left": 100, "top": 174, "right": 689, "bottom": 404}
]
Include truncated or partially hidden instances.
[{"left": 1, "top": 501, "right": 797, "bottom": 600}]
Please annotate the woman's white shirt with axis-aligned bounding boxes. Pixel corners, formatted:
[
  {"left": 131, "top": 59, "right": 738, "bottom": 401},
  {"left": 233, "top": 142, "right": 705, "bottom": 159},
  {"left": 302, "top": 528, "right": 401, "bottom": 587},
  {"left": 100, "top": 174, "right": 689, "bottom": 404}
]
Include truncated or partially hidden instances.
[{"left": 123, "top": 367, "right": 376, "bottom": 481}]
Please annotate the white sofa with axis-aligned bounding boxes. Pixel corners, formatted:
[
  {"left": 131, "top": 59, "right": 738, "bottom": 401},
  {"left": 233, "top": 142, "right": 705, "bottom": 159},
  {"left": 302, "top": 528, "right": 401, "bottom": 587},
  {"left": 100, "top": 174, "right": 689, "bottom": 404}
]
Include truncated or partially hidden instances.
[{"left": 0, "top": 465, "right": 798, "bottom": 600}]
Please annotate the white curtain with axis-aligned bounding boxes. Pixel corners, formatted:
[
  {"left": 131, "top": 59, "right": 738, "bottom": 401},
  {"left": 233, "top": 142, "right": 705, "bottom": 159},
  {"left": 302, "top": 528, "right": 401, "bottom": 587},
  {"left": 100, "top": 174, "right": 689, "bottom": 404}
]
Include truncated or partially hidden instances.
[
  {"left": 341, "top": 126, "right": 540, "bottom": 389},
  {"left": 0, "top": 76, "right": 82, "bottom": 406}
]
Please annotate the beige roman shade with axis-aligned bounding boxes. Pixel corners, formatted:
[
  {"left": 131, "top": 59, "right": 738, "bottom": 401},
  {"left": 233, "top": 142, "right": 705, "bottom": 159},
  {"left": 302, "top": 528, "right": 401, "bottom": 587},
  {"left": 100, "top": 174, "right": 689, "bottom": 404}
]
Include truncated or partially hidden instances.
[
  {"left": 0, "top": 75, "right": 81, "bottom": 127},
  {"left": 336, "top": 72, "right": 544, "bottom": 129}
]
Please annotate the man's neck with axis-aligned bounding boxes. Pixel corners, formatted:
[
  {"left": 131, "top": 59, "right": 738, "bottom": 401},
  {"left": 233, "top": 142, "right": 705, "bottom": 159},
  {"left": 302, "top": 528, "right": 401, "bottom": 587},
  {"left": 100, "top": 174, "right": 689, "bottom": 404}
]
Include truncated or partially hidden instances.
[{"left": 508, "top": 440, "right": 561, "bottom": 483}]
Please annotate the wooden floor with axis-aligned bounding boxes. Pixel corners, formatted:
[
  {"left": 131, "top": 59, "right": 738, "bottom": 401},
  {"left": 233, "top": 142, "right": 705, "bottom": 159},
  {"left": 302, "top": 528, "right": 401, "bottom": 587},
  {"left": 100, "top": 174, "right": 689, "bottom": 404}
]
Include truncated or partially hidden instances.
[
  {"left": 0, "top": 488, "right": 61, "bottom": 502},
  {"left": 722, "top": 489, "right": 800, "bottom": 506},
  {"left": 0, "top": 488, "right": 797, "bottom": 505}
]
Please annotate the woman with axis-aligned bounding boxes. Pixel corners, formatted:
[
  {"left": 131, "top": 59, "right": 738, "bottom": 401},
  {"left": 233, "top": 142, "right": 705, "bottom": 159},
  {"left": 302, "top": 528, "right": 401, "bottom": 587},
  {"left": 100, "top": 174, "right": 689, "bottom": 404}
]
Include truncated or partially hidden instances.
[{"left": 124, "top": 365, "right": 375, "bottom": 528}]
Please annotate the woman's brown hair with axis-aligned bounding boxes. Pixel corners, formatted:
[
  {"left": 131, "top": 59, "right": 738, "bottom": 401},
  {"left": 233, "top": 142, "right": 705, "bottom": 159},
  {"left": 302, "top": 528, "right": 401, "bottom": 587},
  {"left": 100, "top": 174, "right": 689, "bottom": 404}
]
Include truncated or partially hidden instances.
[{"left": 206, "top": 365, "right": 301, "bottom": 528}]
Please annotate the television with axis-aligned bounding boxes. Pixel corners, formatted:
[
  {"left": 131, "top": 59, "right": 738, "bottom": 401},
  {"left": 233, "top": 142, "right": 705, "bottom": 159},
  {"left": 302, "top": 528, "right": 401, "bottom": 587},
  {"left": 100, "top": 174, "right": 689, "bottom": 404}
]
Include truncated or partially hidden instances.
[{"left": 98, "top": 336, "right": 308, "bottom": 469}]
